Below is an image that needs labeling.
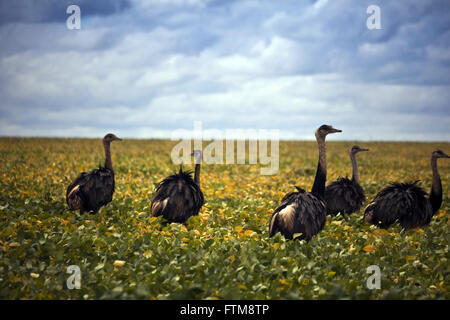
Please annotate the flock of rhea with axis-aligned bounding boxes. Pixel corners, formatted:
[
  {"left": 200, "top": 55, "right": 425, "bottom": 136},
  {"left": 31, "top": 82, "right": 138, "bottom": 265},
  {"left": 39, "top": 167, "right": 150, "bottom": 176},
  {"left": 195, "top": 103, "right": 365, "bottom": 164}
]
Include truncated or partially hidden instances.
[{"left": 66, "top": 126, "right": 449, "bottom": 241}]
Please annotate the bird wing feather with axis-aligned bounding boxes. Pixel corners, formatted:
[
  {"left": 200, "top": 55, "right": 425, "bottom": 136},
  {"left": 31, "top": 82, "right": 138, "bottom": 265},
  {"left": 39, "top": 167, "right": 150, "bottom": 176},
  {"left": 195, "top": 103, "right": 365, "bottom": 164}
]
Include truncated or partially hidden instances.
[
  {"left": 151, "top": 171, "right": 204, "bottom": 223},
  {"left": 270, "top": 190, "right": 326, "bottom": 241},
  {"left": 66, "top": 167, "right": 114, "bottom": 213},
  {"left": 325, "top": 178, "right": 366, "bottom": 215},
  {"left": 364, "top": 182, "right": 432, "bottom": 229}
]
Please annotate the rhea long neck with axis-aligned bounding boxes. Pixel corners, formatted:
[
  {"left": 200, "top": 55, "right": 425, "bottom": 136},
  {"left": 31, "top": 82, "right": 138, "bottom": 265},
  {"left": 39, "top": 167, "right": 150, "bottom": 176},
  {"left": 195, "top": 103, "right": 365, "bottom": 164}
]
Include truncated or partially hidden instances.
[
  {"left": 194, "top": 163, "right": 201, "bottom": 187},
  {"left": 311, "top": 134, "right": 327, "bottom": 198},
  {"left": 103, "top": 140, "right": 113, "bottom": 171},
  {"left": 350, "top": 151, "right": 360, "bottom": 185},
  {"left": 429, "top": 156, "right": 442, "bottom": 214},
  {"left": 194, "top": 155, "right": 201, "bottom": 187}
]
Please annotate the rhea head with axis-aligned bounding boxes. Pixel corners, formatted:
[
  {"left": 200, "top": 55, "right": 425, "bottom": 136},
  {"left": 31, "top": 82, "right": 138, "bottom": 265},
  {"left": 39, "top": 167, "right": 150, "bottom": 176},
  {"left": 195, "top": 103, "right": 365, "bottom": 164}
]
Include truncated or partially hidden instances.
[
  {"left": 350, "top": 145, "right": 369, "bottom": 155},
  {"left": 103, "top": 133, "right": 122, "bottom": 144},
  {"left": 191, "top": 150, "right": 203, "bottom": 164},
  {"left": 432, "top": 149, "right": 449, "bottom": 159},
  {"left": 315, "top": 125, "right": 342, "bottom": 140}
]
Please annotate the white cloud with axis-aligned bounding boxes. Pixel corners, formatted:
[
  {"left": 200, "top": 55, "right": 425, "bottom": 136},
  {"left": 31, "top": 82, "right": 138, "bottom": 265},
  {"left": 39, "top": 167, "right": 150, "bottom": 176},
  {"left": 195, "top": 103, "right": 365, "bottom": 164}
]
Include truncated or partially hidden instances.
[{"left": 0, "top": 0, "right": 449, "bottom": 141}]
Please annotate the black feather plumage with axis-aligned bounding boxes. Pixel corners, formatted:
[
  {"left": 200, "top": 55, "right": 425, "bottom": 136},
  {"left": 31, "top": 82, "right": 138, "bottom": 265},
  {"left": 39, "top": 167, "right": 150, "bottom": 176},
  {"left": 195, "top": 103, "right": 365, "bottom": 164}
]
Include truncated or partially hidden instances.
[
  {"left": 363, "top": 181, "right": 433, "bottom": 230},
  {"left": 269, "top": 125, "right": 341, "bottom": 241},
  {"left": 66, "top": 133, "right": 121, "bottom": 215},
  {"left": 66, "top": 166, "right": 115, "bottom": 214},
  {"left": 269, "top": 188, "right": 327, "bottom": 241},
  {"left": 324, "top": 177, "right": 366, "bottom": 216},
  {"left": 151, "top": 167, "right": 204, "bottom": 224}
]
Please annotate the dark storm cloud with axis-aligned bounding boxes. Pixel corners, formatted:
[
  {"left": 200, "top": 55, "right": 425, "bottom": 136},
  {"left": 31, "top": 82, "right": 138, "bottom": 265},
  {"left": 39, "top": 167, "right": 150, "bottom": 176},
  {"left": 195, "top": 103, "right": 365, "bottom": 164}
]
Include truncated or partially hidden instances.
[
  {"left": 0, "top": 0, "right": 131, "bottom": 25},
  {"left": 0, "top": 0, "right": 449, "bottom": 140}
]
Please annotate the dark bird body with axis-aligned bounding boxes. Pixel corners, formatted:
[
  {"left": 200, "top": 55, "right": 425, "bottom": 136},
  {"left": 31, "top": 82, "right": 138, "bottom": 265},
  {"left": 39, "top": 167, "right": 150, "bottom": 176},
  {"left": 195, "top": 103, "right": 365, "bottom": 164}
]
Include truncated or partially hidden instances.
[
  {"left": 66, "top": 133, "right": 121, "bottom": 214},
  {"left": 151, "top": 150, "right": 204, "bottom": 224},
  {"left": 269, "top": 125, "right": 341, "bottom": 241},
  {"left": 364, "top": 149, "right": 449, "bottom": 229},
  {"left": 269, "top": 187, "right": 327, "bottom": 241},
  {"left": 66, "top": 167, "right": 115, "bottom": 214},
  {"left": 324, "top": 146, "right": 368, "bottom": 216},
  {"left": 325, "top": 178, "right": 366, "bottom": 216}
]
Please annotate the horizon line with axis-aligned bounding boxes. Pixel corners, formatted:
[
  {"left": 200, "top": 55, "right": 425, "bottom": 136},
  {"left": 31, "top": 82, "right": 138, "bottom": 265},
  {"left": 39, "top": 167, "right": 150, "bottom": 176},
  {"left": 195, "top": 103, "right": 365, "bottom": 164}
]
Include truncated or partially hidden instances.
[{"left": 0, "top": 136, "right": 449, "bottom": 143}]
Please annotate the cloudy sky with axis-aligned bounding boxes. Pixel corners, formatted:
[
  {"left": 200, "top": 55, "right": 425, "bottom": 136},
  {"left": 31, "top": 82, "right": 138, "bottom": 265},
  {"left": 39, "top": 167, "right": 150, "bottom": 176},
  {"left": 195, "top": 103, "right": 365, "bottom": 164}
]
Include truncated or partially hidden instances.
[{"left": 0, "top": 0, "right": 449, "bottom": 140}]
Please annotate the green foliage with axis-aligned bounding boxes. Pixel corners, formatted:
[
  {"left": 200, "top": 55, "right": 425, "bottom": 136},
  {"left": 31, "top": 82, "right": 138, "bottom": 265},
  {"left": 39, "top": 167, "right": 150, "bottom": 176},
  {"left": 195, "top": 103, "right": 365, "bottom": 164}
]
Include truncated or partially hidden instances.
[{"left": 0, "top": 138, "right": 448, "bottom": 299}]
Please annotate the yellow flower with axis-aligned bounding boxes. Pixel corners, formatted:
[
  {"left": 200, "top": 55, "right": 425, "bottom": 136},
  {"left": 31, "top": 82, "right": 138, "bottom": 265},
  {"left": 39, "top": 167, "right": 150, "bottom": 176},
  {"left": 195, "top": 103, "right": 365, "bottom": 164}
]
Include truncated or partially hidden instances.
[{"left": 243, "top": 230, "right": 255, "bottom": 237}]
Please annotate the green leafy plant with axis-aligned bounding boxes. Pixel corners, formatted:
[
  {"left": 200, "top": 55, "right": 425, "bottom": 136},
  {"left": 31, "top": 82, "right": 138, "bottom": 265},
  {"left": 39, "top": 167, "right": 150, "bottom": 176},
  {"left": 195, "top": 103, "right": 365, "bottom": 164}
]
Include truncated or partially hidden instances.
[{"left": 0, "top": 139, "right": 448, "bottom": 299}]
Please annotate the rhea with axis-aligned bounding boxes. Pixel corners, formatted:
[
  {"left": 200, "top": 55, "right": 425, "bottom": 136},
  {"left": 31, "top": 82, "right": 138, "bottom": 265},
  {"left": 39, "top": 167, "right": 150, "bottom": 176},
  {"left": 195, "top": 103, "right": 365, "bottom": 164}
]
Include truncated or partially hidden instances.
[
  {"left": 269, "top": 125, "right": 342, "bottom": 241},
  {"left": 364, "top": 149, "right": 449, "bottom": 230},
  {"left": 324, "top": 145, "right": 369, "bottom": 217},
  {"left": 151, "top": 150, "right": 204, "bottom": 224},
  {"left": 66, "top": 133, "right": 122, "bottom": 214}
]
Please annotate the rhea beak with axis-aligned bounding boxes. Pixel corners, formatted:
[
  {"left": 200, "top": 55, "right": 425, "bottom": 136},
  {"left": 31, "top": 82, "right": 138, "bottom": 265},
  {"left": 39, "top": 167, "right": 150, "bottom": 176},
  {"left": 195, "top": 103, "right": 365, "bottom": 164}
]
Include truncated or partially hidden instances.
[
  {"left": 360, "top": 148, "right": 369, "bottom": 152},
  {"left": 115, "top": 137, "right": 122, "bottom": 141},
  {"left": 330, "top": 128, "right": 342, "bottom": 133}
]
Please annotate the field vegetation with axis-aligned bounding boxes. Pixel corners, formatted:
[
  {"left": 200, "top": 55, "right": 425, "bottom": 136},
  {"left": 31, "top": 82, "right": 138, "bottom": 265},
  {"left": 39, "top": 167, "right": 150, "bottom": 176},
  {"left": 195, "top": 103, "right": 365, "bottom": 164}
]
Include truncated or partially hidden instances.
[{"left": 0, "top": 138, "right": 448, "bottom": 299}]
